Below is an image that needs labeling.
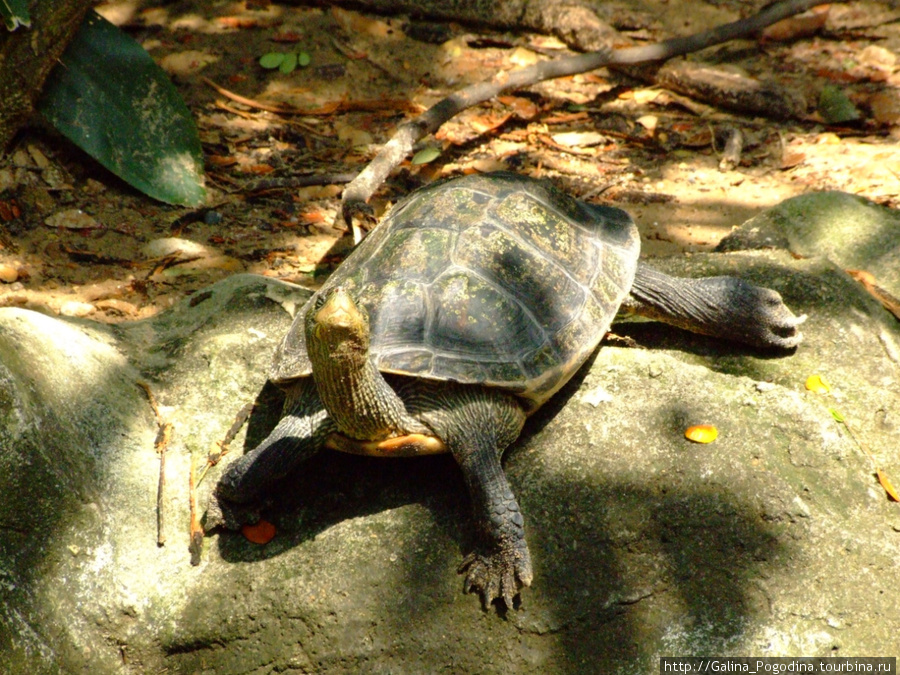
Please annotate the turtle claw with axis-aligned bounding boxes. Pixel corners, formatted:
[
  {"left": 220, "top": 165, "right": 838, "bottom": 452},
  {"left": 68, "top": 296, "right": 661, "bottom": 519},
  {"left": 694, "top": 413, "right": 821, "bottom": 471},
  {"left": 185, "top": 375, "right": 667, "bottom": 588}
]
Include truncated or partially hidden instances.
[
  {"left": 459, "top": 544, "right": 533, "bottom": 609},
  {"left": 203, "top": 488, "right": 263, "bottom": 533}
]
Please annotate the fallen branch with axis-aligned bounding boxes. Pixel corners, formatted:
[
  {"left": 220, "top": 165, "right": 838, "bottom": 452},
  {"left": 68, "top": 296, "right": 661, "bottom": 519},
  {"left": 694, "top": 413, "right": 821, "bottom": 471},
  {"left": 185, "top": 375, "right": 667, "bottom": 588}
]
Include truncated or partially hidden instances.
[{"left": 340, "top": 0, "right": 839, "bottom": 226}]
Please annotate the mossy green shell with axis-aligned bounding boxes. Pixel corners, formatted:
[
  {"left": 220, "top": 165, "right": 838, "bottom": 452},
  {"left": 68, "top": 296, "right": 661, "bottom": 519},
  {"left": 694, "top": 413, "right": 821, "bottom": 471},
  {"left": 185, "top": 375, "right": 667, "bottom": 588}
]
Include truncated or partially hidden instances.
[{"left": 272, "top": 172, "right": 640, "bottom": 412}]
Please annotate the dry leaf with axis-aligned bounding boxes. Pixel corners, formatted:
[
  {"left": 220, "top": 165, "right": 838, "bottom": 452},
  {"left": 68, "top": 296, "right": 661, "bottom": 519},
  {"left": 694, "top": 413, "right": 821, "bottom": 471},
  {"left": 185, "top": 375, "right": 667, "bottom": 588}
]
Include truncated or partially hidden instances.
[
  {"left": 550, "top": 131, "right": 606, "bottom": 147},
  {"left": 509, "top": 47, "right": 540, "bottom": 67},
  {"left": 330, "top": 7, "right": 395, "bottom": 38},
  {"left": 846, "top": 269, "right": 900, "bottom": 320},
  {"left": 628, "top": 89, "right": 663, "bottom": 105},
  {"left": 244, "top": 164, "right": 275, "bottom": 175},
  {"left": 636, "top": 115, "right": 658, "bottom": 133},
  {"left": 158, "top": 50, "right": 218, "bottom": 77},
  {"left": 869, "top": 91, "right": 900, "bottom": 126},
  {"left": 760, "top": 5, "right": 829, "bottom": 42},
  {"left": 498, "top": 96, "right": 540, "bottom": 120},
  {"left": 780, "top": 150, "right": 806, "bottom": 170},
  {"left": 470, "top": 113, "right": 512, "bottom": 134},
  {"left": 876, "top": 469, "right": 900, "bottom": 502},
  {"left": 208, "top": 154, "right": 237, "bottom": 167}
]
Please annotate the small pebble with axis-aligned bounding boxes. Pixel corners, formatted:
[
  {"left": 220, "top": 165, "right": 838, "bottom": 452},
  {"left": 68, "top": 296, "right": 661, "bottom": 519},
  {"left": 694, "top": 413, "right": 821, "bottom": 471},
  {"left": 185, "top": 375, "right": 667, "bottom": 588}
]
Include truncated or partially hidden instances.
[
  {"left": 142, "top": 237, "right": 212, "bottom": 259},
  {"left": 45, "top": 209, "right": 101, "bottom": 230},
  {"left": 59, "top": 300, "right": 94, "bottom": 317}
]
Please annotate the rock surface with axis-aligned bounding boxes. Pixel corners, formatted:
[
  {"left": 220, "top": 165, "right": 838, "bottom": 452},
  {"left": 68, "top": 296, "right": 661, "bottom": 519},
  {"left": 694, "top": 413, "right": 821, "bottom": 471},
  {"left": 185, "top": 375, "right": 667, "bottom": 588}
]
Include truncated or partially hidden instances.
[
  {"left": 2, "top": 197, "right": 900, "bottom": 673},
  {"left": 717, "top": 190, "right": 900, "bottom": 298}
]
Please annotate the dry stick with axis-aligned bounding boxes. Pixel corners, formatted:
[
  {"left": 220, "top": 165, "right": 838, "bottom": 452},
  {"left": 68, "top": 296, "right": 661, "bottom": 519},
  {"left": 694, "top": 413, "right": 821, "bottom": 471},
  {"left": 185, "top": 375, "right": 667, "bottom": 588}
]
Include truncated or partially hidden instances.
[
  {"left": 195, "top": 401, "right": 255, "bottom": 487},
  {"left": 138, "top": 381, "right": 172, "bottom": 547},
  {"left": 340, "top": 0, "right": 839, "bottom": 226},
  {"left": 154, "top": 422, "right": 173, "bottom": 546},
  {"left": 188, "top": 455, "right": 204, "bottom": 566}
]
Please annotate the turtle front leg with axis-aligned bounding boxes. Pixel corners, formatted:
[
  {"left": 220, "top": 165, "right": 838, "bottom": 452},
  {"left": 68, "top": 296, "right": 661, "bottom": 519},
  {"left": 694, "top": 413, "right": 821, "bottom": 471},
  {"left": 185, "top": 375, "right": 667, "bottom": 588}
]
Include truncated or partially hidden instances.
[
  {"left": 205, "top": 379, "right": 334, "bottom": 531},
  {"left": 456, "top": 458, "right": 533, "bottom": 609},
  {"left": 411, "top": 384, "right": 530, "bottom": 608}
]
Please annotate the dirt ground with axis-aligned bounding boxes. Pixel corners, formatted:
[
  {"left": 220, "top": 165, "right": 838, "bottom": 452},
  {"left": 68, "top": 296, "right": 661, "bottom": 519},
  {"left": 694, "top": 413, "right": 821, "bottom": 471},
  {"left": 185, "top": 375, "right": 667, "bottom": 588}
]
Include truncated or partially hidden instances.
[{"left": 0, "top": 0, "right": 899, "bottom": 322}]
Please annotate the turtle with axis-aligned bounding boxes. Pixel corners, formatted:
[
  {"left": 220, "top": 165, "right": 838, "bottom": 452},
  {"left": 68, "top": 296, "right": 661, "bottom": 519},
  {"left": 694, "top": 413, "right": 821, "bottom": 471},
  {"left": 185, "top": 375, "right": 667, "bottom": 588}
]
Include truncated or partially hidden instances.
[{"left": 206, "top": 171, "right": 804, "bottom": 608}]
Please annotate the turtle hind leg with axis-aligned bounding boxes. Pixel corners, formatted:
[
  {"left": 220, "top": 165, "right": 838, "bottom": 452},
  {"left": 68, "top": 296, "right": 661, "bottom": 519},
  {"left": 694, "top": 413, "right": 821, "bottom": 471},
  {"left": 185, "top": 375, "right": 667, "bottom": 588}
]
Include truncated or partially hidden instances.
[
  {"left": 409, "top": 382, "right": 531, "bottom": 609},
  {"left": 625, "top": 263, "right": 806, "bottom": 350},
  {"left": 205, "top": 379, "right": 333, "bottom": 531}
]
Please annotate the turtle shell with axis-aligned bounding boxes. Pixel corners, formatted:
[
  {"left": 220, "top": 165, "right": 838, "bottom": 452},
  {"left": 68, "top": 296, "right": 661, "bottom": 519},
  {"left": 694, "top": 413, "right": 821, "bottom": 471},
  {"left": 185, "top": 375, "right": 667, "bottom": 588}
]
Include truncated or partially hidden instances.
[{"left": 271, "top": 172, "right": 639, "bottom": 412}]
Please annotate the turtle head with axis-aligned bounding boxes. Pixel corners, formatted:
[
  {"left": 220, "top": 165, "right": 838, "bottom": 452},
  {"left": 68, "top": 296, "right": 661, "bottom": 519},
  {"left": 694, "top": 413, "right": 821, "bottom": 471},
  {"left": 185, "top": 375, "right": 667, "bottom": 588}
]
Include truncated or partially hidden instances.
[{"left": 306, "top": 286, "right": 371, "bottom": 364}]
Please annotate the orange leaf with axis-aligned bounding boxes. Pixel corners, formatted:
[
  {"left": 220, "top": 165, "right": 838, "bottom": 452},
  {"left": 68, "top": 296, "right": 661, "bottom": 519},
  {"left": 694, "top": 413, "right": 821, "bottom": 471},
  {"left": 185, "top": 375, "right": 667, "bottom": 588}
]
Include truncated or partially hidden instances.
[
  {"left": 877, "top": 469, "right": 900, "bottom": 502},
  {"left": 217, "top": 17, "right": 266, "bottom": 29},
  {"left": 208, "top": 154, "right": 237, "bottom": 167},
  {"left": 470, "top": 112, "right": 512, "bottom": 134},
  {"left": 685, "top": 425, "right": 718, "bottom": 444},
  {"left": 242, "top": 520, "right": 276, "bottom": 544},
  {"left": 300, "top": 210, "right": 326, "bottom": 224},
  {"left": 245, "top": 164, "right": 275, "bottom": 175},
  {"left": 498, "top": 95, "right": 540, "bottom": 119}
]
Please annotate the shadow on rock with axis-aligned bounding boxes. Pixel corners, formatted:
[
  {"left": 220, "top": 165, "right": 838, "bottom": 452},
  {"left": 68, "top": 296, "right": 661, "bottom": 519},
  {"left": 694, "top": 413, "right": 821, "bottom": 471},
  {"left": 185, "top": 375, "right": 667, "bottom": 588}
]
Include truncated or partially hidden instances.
[{"left": 202, "top": 374, "right": 790, "bottom": 673}]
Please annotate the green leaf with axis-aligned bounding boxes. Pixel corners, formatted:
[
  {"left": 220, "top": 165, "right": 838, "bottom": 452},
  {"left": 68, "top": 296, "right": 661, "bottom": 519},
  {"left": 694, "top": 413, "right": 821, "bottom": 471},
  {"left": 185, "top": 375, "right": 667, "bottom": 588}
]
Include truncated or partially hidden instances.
[
  {"left": 1, "top": 0, "right": 31, "bottom": 31},
  {"left": 297, "top": 51, "right": 311, "bottom": 67},
  {"left": 37, "top": 11, "right": 206, "bottom": 206},
  {"left": 411, "top": 146, "right": 441, "bottom": 165},
  {"left": 259, "top": 52, "right": 284, "bottom": 69},
  {"left": 279, "top": 52, "right": 298, "bottom": 74},
  {"left": 818, "top": 85, "right": 861, "bottom": 125},
  {"left": 829, "top": 408, "right": 845, "bottom": 423}
]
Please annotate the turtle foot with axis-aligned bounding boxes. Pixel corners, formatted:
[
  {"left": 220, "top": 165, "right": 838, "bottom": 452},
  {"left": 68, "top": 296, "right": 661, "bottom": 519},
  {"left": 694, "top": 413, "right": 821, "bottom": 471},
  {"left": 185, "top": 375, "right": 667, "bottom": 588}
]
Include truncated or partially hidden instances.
[
  {"left": 203, "top": 488, "right": 263, "bottom": 533},
  {"left": 458, "top": 542, "right": 533, "bottom": 609}
]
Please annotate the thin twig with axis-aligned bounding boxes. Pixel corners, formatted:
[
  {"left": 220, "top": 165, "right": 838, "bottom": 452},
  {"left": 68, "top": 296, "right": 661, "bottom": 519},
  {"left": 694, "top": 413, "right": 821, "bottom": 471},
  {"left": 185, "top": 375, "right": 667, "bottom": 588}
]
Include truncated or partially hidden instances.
[
  {"left": 195, "top": 402, "right": 254, "bottom": 487},
  {"left": 189, "top": 455, "right": 203, "bottom": 566},
  {"left": 154, "top": 422, "right": 172, "bottom": 546},
  {"left": 340, "top": 0, "right": 841, "bottom": 224},
  {"left": 138, "top": 381, "right": 173, "bottom": 547}
]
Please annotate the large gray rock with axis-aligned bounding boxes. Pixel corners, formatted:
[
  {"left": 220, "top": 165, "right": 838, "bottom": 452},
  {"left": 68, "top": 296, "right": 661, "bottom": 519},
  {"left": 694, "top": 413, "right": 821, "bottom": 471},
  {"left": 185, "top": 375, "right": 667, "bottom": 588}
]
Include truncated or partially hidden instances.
[
  {"left": 717, "top": 191, "right": 900, "bottom": 299},
  {"left": 1, "top": 245, "right": 899, "bottom": 672}
]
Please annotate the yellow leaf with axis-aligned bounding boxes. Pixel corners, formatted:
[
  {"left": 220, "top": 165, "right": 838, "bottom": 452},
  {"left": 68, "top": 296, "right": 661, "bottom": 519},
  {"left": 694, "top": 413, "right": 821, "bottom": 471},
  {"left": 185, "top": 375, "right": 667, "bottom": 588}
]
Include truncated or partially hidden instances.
[
  {"left": 877, "top": 469, "right": 900, "bottom": 502},
  {"left": 805, "top": 374, "right": 831, "bottom": 393},
  {"left": 685, "top": 425, "right": 718, "bottom": 444}
]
